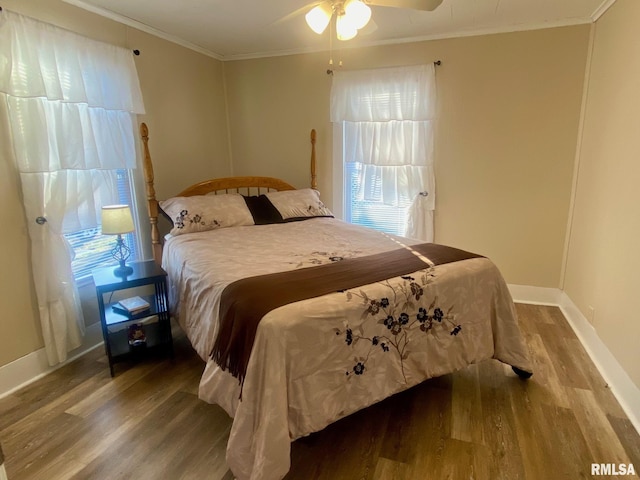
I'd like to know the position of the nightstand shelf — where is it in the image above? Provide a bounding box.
[104,294,164,326]
[108,323,165,357]
[92,260,174,376]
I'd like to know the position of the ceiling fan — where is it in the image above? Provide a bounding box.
[302,0,444,41]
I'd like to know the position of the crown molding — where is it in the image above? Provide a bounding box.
[61,0,593,62]
[61,0,224,60]
[224,17,594,61]
[591,0,618,21]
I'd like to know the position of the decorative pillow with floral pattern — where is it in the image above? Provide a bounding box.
[159,193,254,236]
[265,188,333,221]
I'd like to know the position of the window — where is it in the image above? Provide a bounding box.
[64,169,140,281]
[331,64,437,241]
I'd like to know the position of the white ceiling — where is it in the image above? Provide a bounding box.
[63,0,613,60]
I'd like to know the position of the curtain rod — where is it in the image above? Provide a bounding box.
[327,60,441,76]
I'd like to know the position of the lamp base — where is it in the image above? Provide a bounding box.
[111,235,133,277]
[113,265,133,277]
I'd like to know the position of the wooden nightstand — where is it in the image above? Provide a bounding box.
[92,260,174,376]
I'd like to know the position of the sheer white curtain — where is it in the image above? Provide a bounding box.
[330,64,437,241]
[0,10,145,365]
[0,442,5,480]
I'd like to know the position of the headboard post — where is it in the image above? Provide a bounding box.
[310,129,317,190]
[139,122,163,265]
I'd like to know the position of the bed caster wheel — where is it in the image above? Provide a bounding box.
[512,366,533,379]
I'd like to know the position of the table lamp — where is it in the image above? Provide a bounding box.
[101,204,135,277]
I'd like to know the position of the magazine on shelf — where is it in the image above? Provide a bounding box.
[112,296,151,316]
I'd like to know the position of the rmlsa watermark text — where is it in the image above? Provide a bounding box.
[591,463,636,476]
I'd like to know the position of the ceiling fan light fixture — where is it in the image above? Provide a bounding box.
[344,0,371,30]
[305,3,332,34]
[336,13,358,41]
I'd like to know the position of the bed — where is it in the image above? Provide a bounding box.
[139,123,532,480]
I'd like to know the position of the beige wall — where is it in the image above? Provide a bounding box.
[0,102,43,368]
[224,26,590,288]
[0,0,229,368]
[563,0,640,388]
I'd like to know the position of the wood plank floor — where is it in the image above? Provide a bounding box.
[1,304,638,479]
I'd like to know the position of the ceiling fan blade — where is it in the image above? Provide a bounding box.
[366,0,444,12]
[360,18,378,35]
[272,1,327,26]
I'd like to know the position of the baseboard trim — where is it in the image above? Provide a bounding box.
[508,284,563,305]
[507,284,640,434]
[557,291,640,435]
[0,322,103,400]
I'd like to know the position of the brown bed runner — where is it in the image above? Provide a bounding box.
[211,243,482,384]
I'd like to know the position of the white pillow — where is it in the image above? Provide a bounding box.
[160,193,254,236]
[265,188,333,220]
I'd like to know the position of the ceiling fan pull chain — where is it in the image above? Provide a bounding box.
[328,12,334,74]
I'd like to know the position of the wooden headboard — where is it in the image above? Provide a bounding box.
[139,123,318,264]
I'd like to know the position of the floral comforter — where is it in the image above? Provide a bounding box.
[162,218,532,480]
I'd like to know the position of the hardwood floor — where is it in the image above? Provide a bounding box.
[0,304,638,479]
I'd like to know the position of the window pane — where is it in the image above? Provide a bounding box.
[345,161,410,236]
[64,169,139,280]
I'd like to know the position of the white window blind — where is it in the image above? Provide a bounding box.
[344,160,411,236]
[64,169,139,281]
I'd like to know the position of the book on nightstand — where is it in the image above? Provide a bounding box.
[112,296,151,317]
